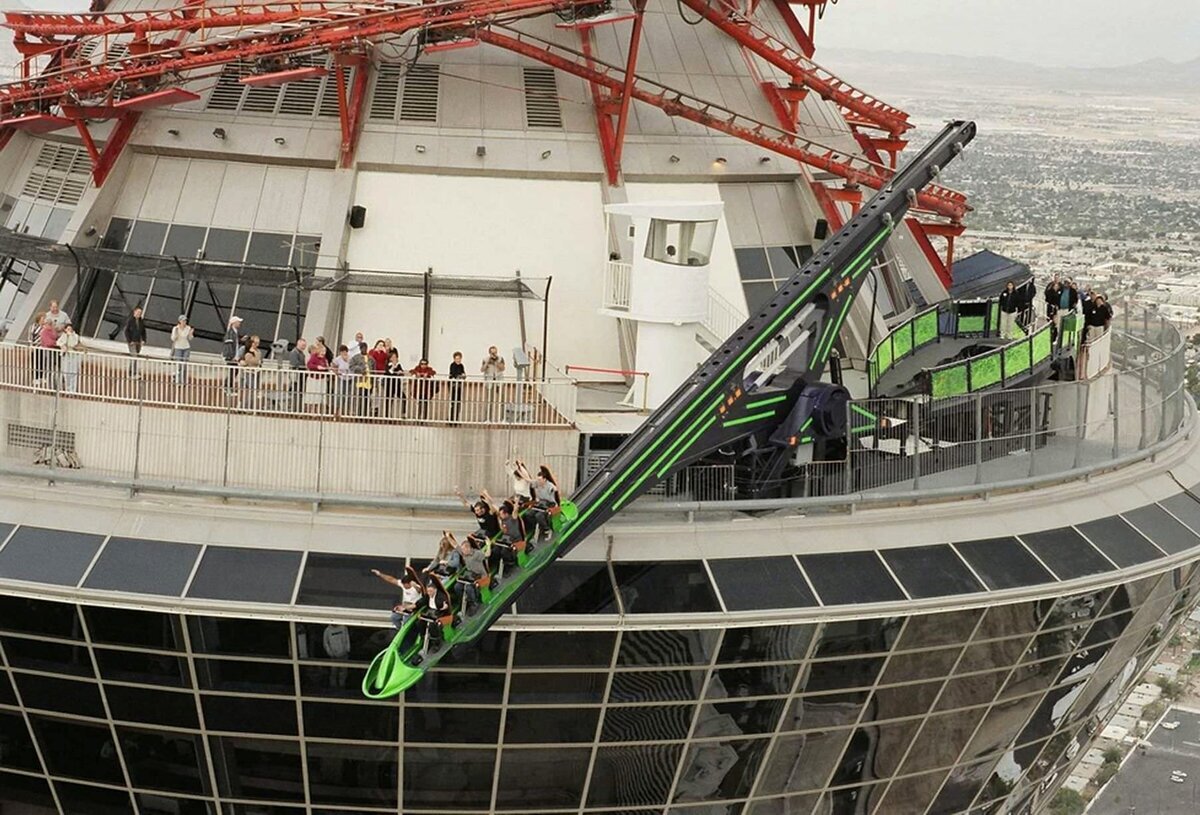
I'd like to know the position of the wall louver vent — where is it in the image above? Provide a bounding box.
[523,66,562,129]
[21,143,90,206]
[399,65,440,123]
[205,57,349,118]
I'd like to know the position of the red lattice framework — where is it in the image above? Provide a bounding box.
[0,0,968,270]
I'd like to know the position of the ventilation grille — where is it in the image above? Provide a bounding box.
[523,67,562,129]
[76,39,129,64]
[21,143,89,206]
[205,57,347,118]
[399,64,439,123]
[369,64,403,121]
[7,424,75,452]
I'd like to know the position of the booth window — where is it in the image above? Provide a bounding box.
[644,219,717,266]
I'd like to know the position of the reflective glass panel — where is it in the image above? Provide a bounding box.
[504,706,599,743]
[104,685,200,730]
[611,561,721,613]
[0,710,40,771]
[1076,516,1162,567]
[306,742,398,808]
[95,648,187,687]
[1018,527,1113,579]
[512,630,615,668]
[618,629,718,667]
[609,670,706,703]
[57,782,134,815]
[210,736,305,802]
[202,695,297,735]
[508,672,606,705]
[84,607,184,651]
[194,658,296,695]
[404,705,499,745]
[602,704,695,742]
[953,537,1053,590]
[496,747,590,809]
[3,636,93,677]
[513,560,618,614]
[303,701,398,742]
[118,726,210,795]
[13,673,105,719]
[0,595,81,638]
[588,745,682,807]
[403,747,496,810]
[707,556,817,610]
[31,714,124,783]
[799,552,905,605]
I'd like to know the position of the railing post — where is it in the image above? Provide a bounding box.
[49,355,60,481]
[1139,359,1149,450]
[132,388,144,484]
[315,413,324,495]
[221,402,232,488]
[1073,381,1086,470]
[974,391,984,484]
[1028,387,1038,478]
[911,401,921,490]
[1112,372,1120,459]
[843,399,853,496]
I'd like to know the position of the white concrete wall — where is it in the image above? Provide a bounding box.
[343,172,615,371]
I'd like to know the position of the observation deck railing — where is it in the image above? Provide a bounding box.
[0,310,1184,512]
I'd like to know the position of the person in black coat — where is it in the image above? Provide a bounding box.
[124,306,147,376]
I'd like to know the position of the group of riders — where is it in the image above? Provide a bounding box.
[370,459,562,656]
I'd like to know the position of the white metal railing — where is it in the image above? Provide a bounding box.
[704,287,745,344]
[602,260,632,310]
[3,343,577,428]
[1079,327,1113,380]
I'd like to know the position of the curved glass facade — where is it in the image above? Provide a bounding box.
[0,559,1197,815]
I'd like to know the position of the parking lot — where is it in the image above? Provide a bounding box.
[1091,707,1200,814]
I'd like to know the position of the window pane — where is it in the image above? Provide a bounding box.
[0,710,40,771]
[210,736,305,802]
[306,742,398,808]
[404,705,499,745]
[189,617,292,659]
[612,561,720,614]
[95,648,187,687]
[512,631,615,668]
[0,595,81,639]
[31,715,124,783]
[105,685,200,730]
[84,607,184,651]
[203,228,248,263]
[303,701,399,742]
[118,726,210,795]
[102,217,133,250]
[126,220,169,254]
[57,782,133,815]
[2,636,93,677]
[735,247,772,281]
[13,673,105,719]
[403,747,495,810]
[194,658,296,695]
[202,695,297,735]
[163,225,206,260]
[496,747,589,809]
[588,745,681,807]
[504,706,598,744]
[246,233,294,267]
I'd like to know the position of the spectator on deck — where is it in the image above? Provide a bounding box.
[448,351,466,423]
[332,345,353,415]
[369,339,388,373]
[305,339,329,413]
[481,346,506,379]
[46,300,69,335]
[481,346,505,421]
[37,314,58,387]
[239,335,263,408]
[56,322,83,393]
[171,315,194,385]
[410,358,436,419]
[223,316,244,392]
[383,348,405,418]
[124,306,147,376]
[349,342,372,416]
[998,281,1020,338]
[1044,278,1062,329]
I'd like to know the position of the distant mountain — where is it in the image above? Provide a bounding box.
[819,47,1200,96]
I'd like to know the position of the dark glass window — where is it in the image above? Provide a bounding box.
[295,623,386,663]
[95,648,187,687]
[895,609,982,650]
[306,742,398,808]
[611,561,721,613]
[105,685,199,729]
[935,670,1009,711]
[677,737,769,801]
[403,670,505,705]
[813,619,899,660]
[735,247,772,281]
[1124,504,1200,554]
[1076,516,1162,567]
[601,704,695,742]
[188,617,292,658]
[880,646,962,684]
[403,747,496,810]
[953,537,1054,590]
[202,695,297,735]
[163,224,206,260]
[404,705,499,745]
[710,663,799,698]
[504,706,599,744]
[801,656,886,694]
[709,697,789,734]
[0,527,105,587]
[881,545,985,598]
[588,744,682,807]
[194,658,296,695]
[496,747,590,809]
[83,538,201,598]
[618,629,718,666]
[233,286,284,340]
[14,673,105,719]
[784,690,869,732]
[84,607,184,651]
[0,710,40,771]
[102,217,133,250]
[246,232,294,267]
[0,769,56,809]
[203,228,248,263]
[186,547,302,604]
[118,726,210,795]
[1162,491,1200,534]
[513,560,618,614]
[2,636,93,677]
[296,553,404,610]
[436,631,511,669]
[707,557,818,610]
[0,669,13,706]
[718,624,814,664]
[1015,526,1112,579]
[609,669,706,703]
[766,245,801,278]
[126,220,169,254]
[188,281,237,352]
[137,794,215,815]
[144,275,185,346]
[303,701,399,742]
[210,737,304,802]
[57,782,134,815]
[512,630,615,668]
[0,595,81,639]
[291,235,321,268]
[30,714,124,783]
[799,552,905,604]
[904,710,989,775]
[869,680,942,720]
[508,672,606,705]
[757,730,856,794]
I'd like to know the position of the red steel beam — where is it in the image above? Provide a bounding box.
[73,112,139,186]
[4,2,383,37]
[335,54,369,168]
[676,0,910,135]
[577,28,619,186]
[610,0,647,172]
[477,27,968,222]
[768,0,814,57]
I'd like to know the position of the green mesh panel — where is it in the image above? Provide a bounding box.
[958,315,985,335]
[914,309,938,347]
[1060,313,1082,354]
[1004,338,1031,378]
[989,301,1000,335]
[931,364,968,398]
[893,321,913,361]
[1032,325,1052,363]
[878,336,893,376]
[970,352,1002,390]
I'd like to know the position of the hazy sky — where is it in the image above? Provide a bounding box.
[816,0,1200,68]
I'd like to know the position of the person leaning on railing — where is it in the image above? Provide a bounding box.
[305,340,329,413]
[56,322,83,393]
[170,315,194,386]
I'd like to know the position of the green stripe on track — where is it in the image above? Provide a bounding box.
[722,409,776,428]
[744,394,788,410]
